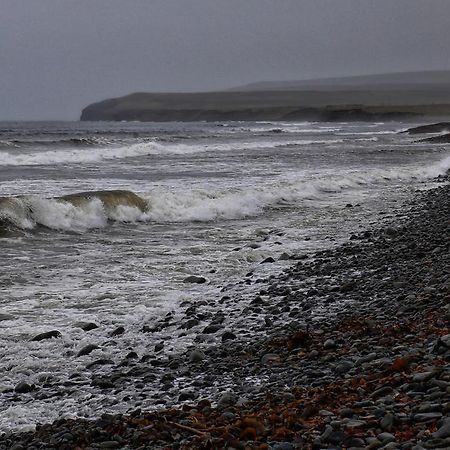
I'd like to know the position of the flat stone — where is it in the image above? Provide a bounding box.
[414,412,442,421]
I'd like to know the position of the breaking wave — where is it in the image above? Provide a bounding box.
[0,190,148,234]
[1,154,448,234]
[0,137,343,166]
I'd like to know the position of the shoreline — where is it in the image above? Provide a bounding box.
[1,176,449,449]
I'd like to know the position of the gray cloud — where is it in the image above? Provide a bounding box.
[1,0,450,120]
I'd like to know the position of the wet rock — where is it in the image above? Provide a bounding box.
[202,324,222,334]
[180,318,199,329]
[77,344,100,357]
[154,342,164,352]
[86,359,114,369]
[183,275,207,284]
[221,331,237,341]
[188,349,205,363]
[109,326,125,337]
[75,321,99,331]
[14,382,35,393]
[178,391,196,401]
[261,257,276,264]
[91,378,114,389]
[403,122,450,134]
[31,330,61,341]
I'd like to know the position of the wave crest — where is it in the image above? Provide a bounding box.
[0,190,148,233]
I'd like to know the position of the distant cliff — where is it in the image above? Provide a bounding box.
[81,76,450,122]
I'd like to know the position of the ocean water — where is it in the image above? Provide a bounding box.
[0,120,449,431]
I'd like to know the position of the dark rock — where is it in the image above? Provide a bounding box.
[202,324,222,334]
[178,391,196,401]
[180,319,199,329]
[188,349,205,363]
[403,122,450,134]
[323,339,336,349]
[75,321,99,331]
[183,275,207,284]
[91,378,114,389]
[433,418,450,439]
[77,344,100,357]
[261,257,276,264]
[86,359,114,369]
[221,331,237,341]
[419,133,450,143]
[109,326,125,337]
[154,342,164,352]
[14,382,35,393]
[31,330,61,341]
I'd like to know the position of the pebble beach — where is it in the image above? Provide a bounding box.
[1,171,448,449]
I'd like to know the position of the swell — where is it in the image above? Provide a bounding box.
[0,137,112,150]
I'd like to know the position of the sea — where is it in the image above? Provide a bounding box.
[0,120,449,431]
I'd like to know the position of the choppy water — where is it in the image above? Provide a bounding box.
[0,120,449,431]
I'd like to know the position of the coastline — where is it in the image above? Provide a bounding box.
[1,174,448,448]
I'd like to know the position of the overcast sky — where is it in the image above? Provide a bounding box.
[1,0,450,120]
